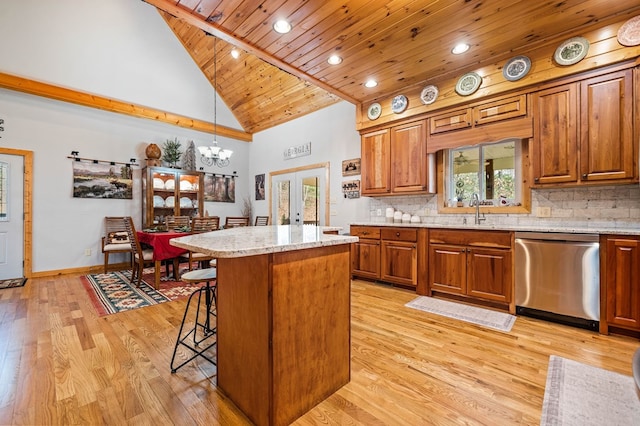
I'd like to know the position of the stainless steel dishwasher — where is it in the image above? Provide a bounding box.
[515,232,600,330]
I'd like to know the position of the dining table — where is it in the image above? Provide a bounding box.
[136,230,190,289]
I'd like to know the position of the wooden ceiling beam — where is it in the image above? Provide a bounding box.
[0,71,253,142]
[142,0,359,105]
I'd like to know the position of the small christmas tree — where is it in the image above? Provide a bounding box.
[162,137,182,168]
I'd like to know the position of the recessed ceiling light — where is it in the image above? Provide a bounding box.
[451,43,470,55]
[327,54,343,65]
[231,49,240,59]
[273,19,292,34]
[364,79,378,88]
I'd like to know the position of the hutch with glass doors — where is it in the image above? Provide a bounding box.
[142,167,204,229]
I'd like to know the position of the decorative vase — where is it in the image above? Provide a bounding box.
[145,143,161,160]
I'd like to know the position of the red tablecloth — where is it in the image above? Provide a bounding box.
[137,231,189,261]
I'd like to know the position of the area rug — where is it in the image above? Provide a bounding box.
[81,269,199,316]
[541,355,640,425]
[0,277,27,289]
[405,296,516,332]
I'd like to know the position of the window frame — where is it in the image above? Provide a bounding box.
[436,138,531,215]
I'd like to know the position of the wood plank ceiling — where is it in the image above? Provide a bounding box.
[143,0,640,134]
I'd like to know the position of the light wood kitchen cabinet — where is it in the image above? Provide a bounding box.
[429,229,513,310]
[390,120,432,193]
[142,166,204,229]
[350,226,381,280]
[361,129,391,195]
[380,228,418,287]
[532,69,636,187]
[601,235,640,334]
[361,119,434,196]
[429,94,527,135]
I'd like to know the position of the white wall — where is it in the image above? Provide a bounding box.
[250,101,369,231]
[0,0,249,273]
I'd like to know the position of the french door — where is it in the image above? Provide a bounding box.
[270,164,329,226]
[0,154,24,279]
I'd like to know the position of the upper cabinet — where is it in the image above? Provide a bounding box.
[142,167,204,229]
[532,68,637,187]
[429,94,527,135]
[361,119,435,196]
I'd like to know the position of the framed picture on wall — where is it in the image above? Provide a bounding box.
[342,158,361,176]
[255,173,265,200]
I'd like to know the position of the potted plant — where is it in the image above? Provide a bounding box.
[162,137,182,168]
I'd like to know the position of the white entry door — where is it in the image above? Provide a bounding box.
[0,154,24,279]
[271,167,327,226]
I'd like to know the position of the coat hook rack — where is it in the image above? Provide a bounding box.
[66,151,139,167]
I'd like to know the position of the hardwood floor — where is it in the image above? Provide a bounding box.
[0,274,638,425]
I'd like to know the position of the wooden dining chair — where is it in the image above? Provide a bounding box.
[101,216,133,273]
[123,217,154,286]
[254,216,269,226]
[182,216,220,271]
[165,215,190,230]
[224,216,250,228]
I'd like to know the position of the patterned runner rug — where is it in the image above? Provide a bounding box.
[541,355,640,425]
[0,277,27,290]
[81,269,200,316]
[405,296,516,332]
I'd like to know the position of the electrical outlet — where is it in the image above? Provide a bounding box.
[376,209,382,216]
[536,206,551,217]
[330,210,337,216]
[84,248,91,256]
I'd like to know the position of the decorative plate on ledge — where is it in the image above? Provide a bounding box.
[367,102,382,120]
[617,15,640,46]
[420,85,439,105]
[554,36,589,66]
[455,72,482,96]
[391,95,408,114]
[503,55,531,81]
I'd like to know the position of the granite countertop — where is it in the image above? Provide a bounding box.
[170,225,357,258]
[350,221,640,235]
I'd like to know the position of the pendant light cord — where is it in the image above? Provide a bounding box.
[213,36,217,142]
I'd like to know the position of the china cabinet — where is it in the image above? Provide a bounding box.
[142,167,204,228]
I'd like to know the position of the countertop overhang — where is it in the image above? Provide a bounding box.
[350,222,640,236]
[170,225,358,258]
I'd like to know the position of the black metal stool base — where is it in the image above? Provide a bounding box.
[170,281,217,373]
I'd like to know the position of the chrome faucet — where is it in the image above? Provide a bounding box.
[471,193,486,225]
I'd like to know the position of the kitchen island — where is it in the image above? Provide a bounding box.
[171,225,358,426]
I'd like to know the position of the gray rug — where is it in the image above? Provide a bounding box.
[404,296,516,332]
[541,355,640,425]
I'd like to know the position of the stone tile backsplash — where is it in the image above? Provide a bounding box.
[367,185,640,231]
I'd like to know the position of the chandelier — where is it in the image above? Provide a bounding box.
[198,35,233,168]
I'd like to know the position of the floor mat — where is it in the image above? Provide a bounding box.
[81,269,202,316]
[0,277,27,289]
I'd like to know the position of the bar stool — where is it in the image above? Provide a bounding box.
[170,268,218,373]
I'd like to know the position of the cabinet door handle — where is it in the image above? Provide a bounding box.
[534,177,540,182]
[582,174,587,179]
[466,248,471,253]
[396,232,400,237]
[460,248,466,253]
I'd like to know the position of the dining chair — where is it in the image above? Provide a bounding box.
[182,216,220,271]
[224,216,250,228]
[123,217,154,286]
[101,216,133,273]
[254,216,269,226]
[165,215,190,230]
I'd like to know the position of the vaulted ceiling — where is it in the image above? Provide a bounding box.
[143,0,640,134]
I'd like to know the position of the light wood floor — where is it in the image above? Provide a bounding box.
[0,274,638,425]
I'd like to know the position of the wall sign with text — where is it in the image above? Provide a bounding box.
[283,142,311,160]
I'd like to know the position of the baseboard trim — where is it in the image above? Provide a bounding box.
[31,262,130,278]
